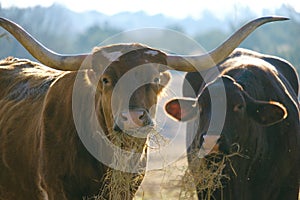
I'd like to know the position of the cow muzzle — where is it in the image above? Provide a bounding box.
[113,108,153,136]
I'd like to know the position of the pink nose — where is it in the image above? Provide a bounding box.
[114,109,152,131]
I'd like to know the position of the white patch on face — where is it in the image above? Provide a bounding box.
[102,51,123,62]
[202,135,220,154]
[145,50,159,56]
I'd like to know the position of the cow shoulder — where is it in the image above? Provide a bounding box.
[42,70,97,125]
[229,48,299,96]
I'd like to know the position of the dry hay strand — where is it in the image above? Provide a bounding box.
[93,128,167,200]
[179,145,244,200]
[96,168,145,200]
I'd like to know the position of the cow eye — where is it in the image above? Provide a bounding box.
[101,77,110,85]
[233,104,245,112]
[153,77,160,84]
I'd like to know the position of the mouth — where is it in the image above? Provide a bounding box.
[113,121,155,138]
[199,132,221,155]
[202,136,220,154]
[123,125,155,138]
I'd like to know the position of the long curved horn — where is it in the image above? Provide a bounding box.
[0,17,89,71]
[166,16,289,72]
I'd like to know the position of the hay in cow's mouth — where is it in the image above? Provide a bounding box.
[106,126,168,152]
[178,147,243,200]
[92,127,167,200]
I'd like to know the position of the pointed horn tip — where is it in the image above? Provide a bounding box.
[258,16,289,22]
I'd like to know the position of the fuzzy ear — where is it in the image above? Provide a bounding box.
[247,100,287,126]
[164,98,198,121]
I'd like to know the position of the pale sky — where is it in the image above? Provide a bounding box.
[1,0,300,19]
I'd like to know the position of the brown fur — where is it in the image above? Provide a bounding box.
[0,44,170,199]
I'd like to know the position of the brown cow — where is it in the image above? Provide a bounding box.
[0,16,288,199]
[165,48,300,200]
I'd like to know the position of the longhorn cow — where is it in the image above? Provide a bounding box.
[165,48,299,200]
[0,16,287,199]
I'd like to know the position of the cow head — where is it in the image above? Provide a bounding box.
[90,44,170,137]
[165,75,287,154]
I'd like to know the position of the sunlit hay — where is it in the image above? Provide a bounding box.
[147,127,170,150]
[96,168,145,200]
[95,127,167,200]
[179,153,228,200]
[179,145,244,200]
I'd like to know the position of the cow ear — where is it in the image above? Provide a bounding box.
[164,98,198,121]
[247,100,287,126]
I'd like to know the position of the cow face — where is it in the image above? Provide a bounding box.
[91,44,170,137]
[165,75,287,154]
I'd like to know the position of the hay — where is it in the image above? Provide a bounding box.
[96,168,145,200]
[147,129,170,150]
[179,153,228,200]
[178,145,244,200]
[92,127,167,200]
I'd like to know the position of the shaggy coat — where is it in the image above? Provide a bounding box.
[0,44,170,200]
[166,48,299,200]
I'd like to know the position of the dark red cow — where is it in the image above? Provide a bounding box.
[165,48,300,200]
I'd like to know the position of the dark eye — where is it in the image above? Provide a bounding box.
[153,77,160,84]
[102,77,110,85]
[233,104,245,112]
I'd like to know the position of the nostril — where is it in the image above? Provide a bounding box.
[113,124,122,132]
[140,111,152,126]
[139,111,146,120]
[118,109,152,129]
